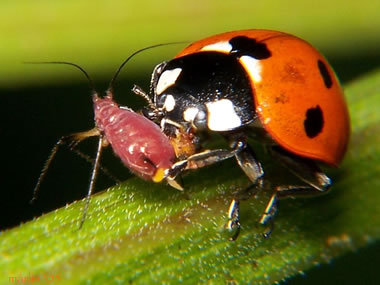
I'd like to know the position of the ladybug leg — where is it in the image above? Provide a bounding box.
[256,153,331,238]
[253,146,332,236]
[166,147,243,191]
[168,146,243,180]
[269,146,332,195]
[226,199,241,240]
[226,142,265,240]
[226,181,265,240]
[168,141,267,240]
[233,142,264,182]
[258,191,278,238]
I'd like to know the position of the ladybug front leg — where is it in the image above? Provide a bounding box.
[167,142,247,181]
[165,148,240,190]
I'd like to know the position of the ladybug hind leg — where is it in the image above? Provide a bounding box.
[255,146,332,237]
[227,142,332,240]
[269,146,332,197]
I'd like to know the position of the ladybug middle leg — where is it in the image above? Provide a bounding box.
[168,139,267,240]
[226,141,266,240]
[167,137,332,240]
[228,145,333,239]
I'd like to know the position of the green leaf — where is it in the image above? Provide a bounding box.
[1,68,379,283]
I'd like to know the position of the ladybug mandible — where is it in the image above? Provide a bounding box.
[134,30,350,239]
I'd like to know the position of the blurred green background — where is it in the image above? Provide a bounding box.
[1,0,379,284]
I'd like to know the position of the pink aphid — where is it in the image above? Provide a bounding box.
[31,59,180,227]
[93,94,175,182]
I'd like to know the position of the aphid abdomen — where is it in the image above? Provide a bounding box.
[93,95,175,180]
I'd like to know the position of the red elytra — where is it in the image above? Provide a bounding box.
[176,29,350,167]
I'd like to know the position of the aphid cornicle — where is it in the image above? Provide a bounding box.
[134,29,350,239]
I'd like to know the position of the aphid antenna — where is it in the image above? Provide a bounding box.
[24,61,98,96]
[106,41,188,98]
[28,42,188,228]
[25,61,101,211]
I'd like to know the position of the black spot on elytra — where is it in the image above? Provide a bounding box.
[229,36,271,59]
[304,105,324,138]
[317,60,333,88]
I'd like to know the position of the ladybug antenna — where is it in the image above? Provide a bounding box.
[24,61,97,96]
[107,41,187,95]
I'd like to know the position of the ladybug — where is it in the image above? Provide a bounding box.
[133,29,350,239]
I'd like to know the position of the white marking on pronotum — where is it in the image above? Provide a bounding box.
[239,56,262,83]
[156,68,182,95]
[206,99,241,131]
[183,107,199,123]
[163,94,176,112]
[201,41,232,53]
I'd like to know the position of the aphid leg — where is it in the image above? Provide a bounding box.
[31,128,100,204]
[79,134,104,228]
[70,148,120,184]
